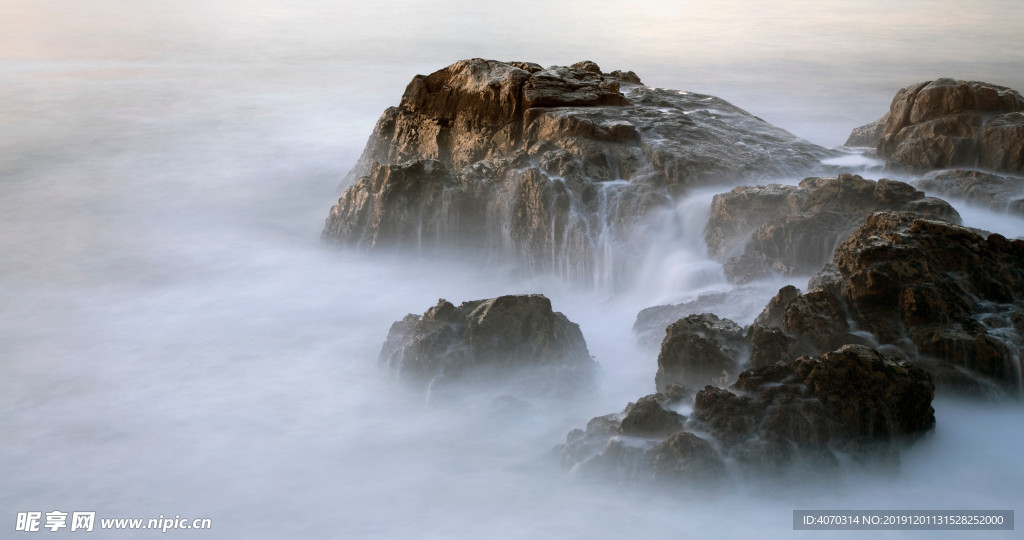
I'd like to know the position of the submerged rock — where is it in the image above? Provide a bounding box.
[914,169,1024,217]
[324,58,834,287]
[557,345,934,484]
[705,174,960,283]
[849,79,1024,174]
[379,294,597,398]
[752,211,1024,395]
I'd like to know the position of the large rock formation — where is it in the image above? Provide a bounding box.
[704,174,960,283]
[751,211,1024,395]
[379,294,597,398]
[324,59,834,287]
[558,345,935,484]
[847,79,1024,174]
[914,169,1024,218]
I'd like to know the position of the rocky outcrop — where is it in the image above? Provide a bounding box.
[324,59,834,287]
[914,169,1024,217]
[655,313,746,391]
[752,212,1024,395]
[705,174,961,283]
[558,345,935,484]
[848,79,1024,174]
[378,294,596,398]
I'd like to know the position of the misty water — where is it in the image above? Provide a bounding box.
[3,1,1024,537]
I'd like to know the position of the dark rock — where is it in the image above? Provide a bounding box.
[693,345,934,470]
[644,432,726,483]
[655,313,746,391]
[856,78,1024,174]
[746,324,797,368]
[325,59,835,287]
[834,213,1024,391]
[379,294,597,398]
[754,211,1024,395]
[557,344,935,484]
[705,174,961,283]
[620,395,686,438]
[914,169,1024,217]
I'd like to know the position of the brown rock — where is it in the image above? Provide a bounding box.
[754,211,1024,395]
[845,117,886,147]
[979,112,1024,173]
[914,169,1024,217]
[705,174,961,283]
[855,78,1024,174]
[325,59,835,285]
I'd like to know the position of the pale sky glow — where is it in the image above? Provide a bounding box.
[3,0,1021,147]
[1,0,1021,69]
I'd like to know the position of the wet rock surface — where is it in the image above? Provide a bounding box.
[849,79,1024,174]
[324,58,834,286]
[914,169,1024,217]
[558,345,935,484]
[378,294,597,398]
[705,174,961,283]
[754,211,1024,394]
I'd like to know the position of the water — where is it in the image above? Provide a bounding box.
[3,1,1024,537]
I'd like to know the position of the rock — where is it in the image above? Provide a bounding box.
[705,174,961,283]
[325,59,835,287]
[559,414,622,471]
[979,112,1024,173]
[845,118,886,147]
[693,345,934,469]
[523,64,629,108]
[608,70,642,85]
[914,169,1024,217]
[644,432,726,483]
[855,79,1024,174]
[379,294,597,398]
[655,313,746,391]
[620,394,686,438]
[632,287,776,348]
[557,344,935,484]
[746,324,798,368]
[754,211,1024,395]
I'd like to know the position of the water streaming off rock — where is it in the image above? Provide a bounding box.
[2,1,1024,538]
